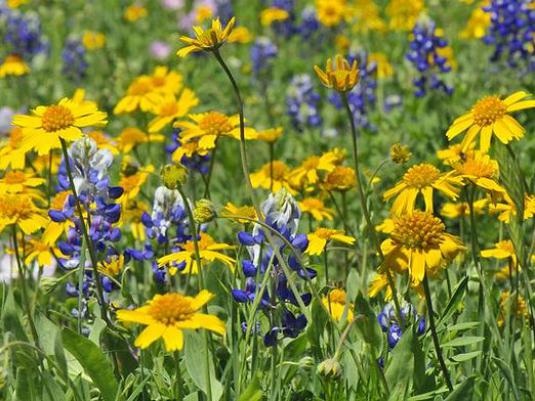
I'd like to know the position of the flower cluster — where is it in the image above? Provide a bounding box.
[286,74,322,131]
[250,37,278,78]
[62,39,88,82]
[378,303,425,349]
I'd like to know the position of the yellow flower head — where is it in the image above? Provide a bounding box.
[314,55,359,93]
[290,151,338,190]
[481,240,517,268]
[114,76,162,115]
[380,211,465,284]
[389,143,412,164]
[0,193,48,235]
[386,0,425,31]
[119,165,154,201]
[383,163,463,215]
[160,163,187,190]
[260,7,289,26]
[116,127,163,153]
[116,290,225,351]
[0,128,26,170]
[158,233,235,275]
[13,97,107,155]
[124,4,147,22]
[350,0,386,33]
[316,0,347,27]
[177,17,236,57]
[453,151,505,194]
[0,54,30,78]
[322,288,354,322]
[369,52,394,79]
[221,202,257,224]
[149,66,183,95]
[299,198,334,222]
[82,31,106,50]
[99,255,125,277]
[148,89,199,133]
[306,228,355,256]
[437,143,475,166]
[228,26,253,44]
[321,166,356,192]
[256,127,283,143]
[25,238,64,267]
[0,170,45,200]
[497,290,528,328]
[193,199,217,224]
[460,2,491,39]
[446,91,535,152]
[441,198,488,219]
[489,193,535,223]
[250,160,295,194]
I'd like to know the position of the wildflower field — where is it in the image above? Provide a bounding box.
[1,0,535,400]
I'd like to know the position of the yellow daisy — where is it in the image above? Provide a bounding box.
[481,240,517,269]
[25,239,65,267]
[446,91,535,152]
[177,17,236,57]
[119,165,155,202]
[0,128,26,170]
[255,127,283,143]
[497,291,528,327]
[314,54,359,93]
[322,288,354,322]
[316,0,347,27]
[321,166,356,192]
[386,0,425,31]
[148,66,183,95]
[148,89,199,133]
[114,76,162,115]
[306,228,355,256]
[0,193,48,235]
[250,160,295,194]
[440,198,488,219]
[298,198,334,222]
[120,199,149,242]
[13,97,107,155]
[436,142,476,166]
[260,7,289,26]
[124,4,147,22]
[383,163,463,214]
[42,191,71,245]
[0,170,45,200]
[0,54,30,78]
[489,193,535,223]
[290,152,338,190]
[99,255,125,277]
[453,151,505,194]
[221,202,257,224]
[82,31,106,50]
[116,290,225,351]
[116,127,164,154]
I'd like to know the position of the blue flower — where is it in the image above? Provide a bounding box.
[286,74,322,131]
[250,37,278,78]
[62,38,88,82]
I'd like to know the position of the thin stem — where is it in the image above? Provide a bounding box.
[423,274,453,392]
[203,144,219,199]
[174,352,183,400]
[269,143,274,192]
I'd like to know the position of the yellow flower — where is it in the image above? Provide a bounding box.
[299,198,334,222]
[322,288,354,322]
[158,233,235,275]
[0,128,26,170]
[380,211,465,284]
[489,193,535,223]
[250,160,295,194]
[453,151,505,194]
[148,66,183,95]
[114,76,162,114]
[116,290,225,351]
[221,202,257,224]
[120,199,149,242]
[175,111,256,151]
[460,2,491,39]
[350,0,386,32]
[0,170,45,200]
[0,193,48,235]
[228,26,253,44]
[42,191,71,245]
[177,17,236,57]
[255,127,283,143]
[124,4,147,22]
[369,53,394,79]
[119,165,155,202]
[25,239,65,267]
[386,0,425,31]
[82,31,106,50]
[446,91,535,152]
[497,291,528,327]
[316,0,347,27]
[306,228,355,256]
[13,97,107,156]
[389,143,411,164]
[314,55,359,93]
[383,163,463,215]
[440,198,488,219]
[335,35,351,53]
[0,54,30,78]
[260,7,289,26]
[7,0,29,8]
[99,255,125,277]
[148,89,199,133]
[437,143,476,166]
[481,240,518,274]
[171,140,209,161]
[321,166,356,192]
[290,152,338,190]
[194,4,213,23]
[116,127,164,153]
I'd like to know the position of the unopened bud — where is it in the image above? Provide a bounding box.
[161,163,187,190]
[390,143,412,165]
[317,358,342,380]
[193,199,216,224]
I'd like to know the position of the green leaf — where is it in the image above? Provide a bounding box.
[442,336,484,348]
[444,376,476,401]
[386,329,415,399]
[437,276,468,330]
[492,357,520,401]
[353,293,383,354]
[237,375,263,401]
[2,288,29,342]
[450,351,482,362]
[61,327,118,401]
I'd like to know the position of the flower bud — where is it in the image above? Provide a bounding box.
[161,163,187,189]
[390,143,412,164]
[193,199,216,223]
[317,358,342,380]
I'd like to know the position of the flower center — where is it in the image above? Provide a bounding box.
[472,96,506,127]
[391,210,445,250]
[42,105,75,132]
[4,171,26,184]
[403,163,440,189]
[199,112,232,136]
[129,81,153,96]
[0,195,34,220]
[328,289,347,305]
[148,293,196,325]
[315,228,338,240]
[160,101,178,116]
[269,161,289,180]
[457,157,496,178]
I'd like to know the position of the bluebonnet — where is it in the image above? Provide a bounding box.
[0,5,47,62]
[232,189,315,346]
[377,303,426,349]
[62,38,88,82]
[329,50,378,131]
[166,129,211,174]
[215,0,234,25]
[383,94,403,113]
[298,6,320,40]
[482,0,535,70]
[286,74,322,131]
[406,20,453,97]
[250,37,278,78]
[49,138,123,310]
[270,0,297,37]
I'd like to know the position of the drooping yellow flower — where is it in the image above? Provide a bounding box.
[114,76,162,115]
[82,31,106,50]
[380,211,465,285]
[255,127,283,143]
[460,2,491,39]
[99,255,125,277]
[13,97,107,155]
[260,7,289,26]
[158,233,235,275]
[124,4,147,22]
[489,193,535,223]
[148,89,199,133]
[383,163,463,214]
[221,202,257,224]
[369,53,394,79]
[453,151,505,194]
[321,166,356,192]
[386,0,425,31]
[0,54,30,78]
[0,194,48,235]
[497,291,528,327]
[175,111,256,151]
[250,160,295,194]
[322,288,354,322]
[228,26,253,44]
[290,152,338,190]
[0,170,45,200]
[306,228,355,256]
[316,0,347,27]
[116,127,164,154]
[0,128,26,170]
[440,198,488,219]
[116,290,225,351]
[299,198,334,222]
[314,55,359,93]
[177,17,236,57]
[446,91,535,152]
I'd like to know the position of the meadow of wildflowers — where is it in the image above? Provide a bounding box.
[0,0,534,400]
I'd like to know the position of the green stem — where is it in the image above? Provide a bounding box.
[203,143,219,199]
